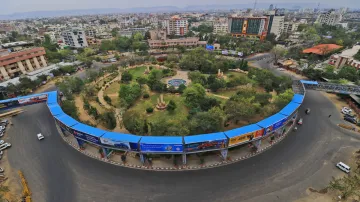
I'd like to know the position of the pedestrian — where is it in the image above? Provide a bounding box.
[328,114,332,118]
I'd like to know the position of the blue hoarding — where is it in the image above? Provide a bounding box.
[71,129,101,145]
[206,44,214,51]
[140,143,183,153]
[185,139,227,152]
[264,117,288,135]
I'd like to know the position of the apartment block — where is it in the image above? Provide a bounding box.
[213,23,228,34]
[316,10,342,26]
[61,28,88,48]
[148,37,200,49]
[164,17,188,36]
[0,47,48,80]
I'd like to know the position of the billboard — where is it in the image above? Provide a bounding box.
[206,44,214,51]
[71,129,101,145]
[99,137,132,150]
[263,117,288,136]
[0,100,20,110]
[18,94,48,105]
[140,143,183,153]
[185,139,227,152]
[229,129,264,146]
[55,118,72,133]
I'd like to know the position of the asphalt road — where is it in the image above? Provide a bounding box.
[5,55,360,202]
[5,89,360,202]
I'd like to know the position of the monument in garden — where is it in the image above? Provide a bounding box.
[156,94,167,110]
[144,66,150,74]
[217,69,224,78]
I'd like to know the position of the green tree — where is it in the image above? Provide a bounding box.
[101,111,117,129]
[167,54,179,63]
[273,89,294,109]
[62,100,79,120]
[56,77,84,99]
[188,107,225,134]
[123,110,146,135]
[111,28,120,37]
[100,40,115,52]
[271,46,287,64]
[167,100,177,111]
[183,83,206,108]
[178,84,186,93]
[150,117,189,136]
[121,71,133,83]
[188,71,207,86]
[209,78,226,92]
[354,50,360,61]
[338,66,358,82]
[119,83,141,107]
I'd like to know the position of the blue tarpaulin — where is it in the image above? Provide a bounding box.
[55,114,79,127]
[72,123,106,137]
[47,91,58,104]
[48,104,64,116]
[101,132,141,144]
[140,136,183,144]
[292,94,304,104]
[224,124,262,139]
[184,132,227,144]
[300,80,318,85]
[279,102,301,116]
[256,113,288,129]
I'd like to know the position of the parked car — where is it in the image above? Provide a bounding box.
[0,131,4,137]
[344,114,357,119]
[297,118,303,125]
[0,126,5,131]
[344,116,357,124]
[342,107,352,115]
[0,120,8,126]
[0,168,4,173]
[336,162,350,173]
[0,143,11,151]
[278,68,285,71]
[37,133,44,140]
[0,140,5,145]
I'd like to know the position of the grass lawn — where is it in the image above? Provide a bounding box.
[226,71,247,78]
[213,89,239,98]
[207,94,228,106]
[104,81,120,95]
[127,66,147,79]
[129,93,188,123]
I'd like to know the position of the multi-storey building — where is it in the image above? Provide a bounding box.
[148,37,200,49]
[213,23,228,34]
[164,17,188,36]
[85,29,96,38]
[61,28,88,48]
[0,47,47,80]
[316,10,342,26]
[283,22,299,34]
[228,17,268,40]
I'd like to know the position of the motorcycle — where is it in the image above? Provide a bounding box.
[305,108,310,114]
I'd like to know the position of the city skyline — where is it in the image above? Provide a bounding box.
[1,0,360,15]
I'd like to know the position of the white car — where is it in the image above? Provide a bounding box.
[336,162,350,173]
[0,140,4,145]
[278,68,285,71]
[342,107,352,115]
[37,133,44,140]
[0,168,4,173]
[0,143,11,151]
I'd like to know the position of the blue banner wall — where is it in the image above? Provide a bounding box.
[140,143,183,153]
[185,140,227,152]
[71,129,101,145]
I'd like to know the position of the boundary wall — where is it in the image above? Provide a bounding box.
[0,81,309,166]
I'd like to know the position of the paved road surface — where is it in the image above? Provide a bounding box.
[6,89,360,202]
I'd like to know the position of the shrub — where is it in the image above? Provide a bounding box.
[143,93,150,99]
[104,95,112,105]
[146,107,154,113]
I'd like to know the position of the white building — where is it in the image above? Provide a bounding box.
[269,15,285,36]
[164,17,188,36]
[316,11,342,26]
[213,23,228,34]
[61,28,88,48]
[283,22,299,34]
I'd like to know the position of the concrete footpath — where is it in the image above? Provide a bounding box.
[56,121,296,171]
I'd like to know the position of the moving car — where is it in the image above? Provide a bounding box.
[37,133,44,140]
[297,118,303,125]
[344,116,357,124]
[342,107,352,115]
[336,162,350,173]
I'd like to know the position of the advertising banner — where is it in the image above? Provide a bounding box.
[185,139,227,152]
[0,100,20,110]
[100,137,131,150]
[264,117,288,136]
[55,119,72,133]
[18,94,48,105]
[71,129,101,145]
[229,129,264,146]
[140,143,183,153]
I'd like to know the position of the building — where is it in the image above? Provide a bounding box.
[61,28,88,48]
[1,41,34,52]
[329,45,360,68]
[149,29,167,40]
[303,44,343,55]
[228,17,268,40]
[148,37,202,49]
[265,10,285,37]
[164,17,188,36]
[213,23,228,34]
[85,29,96,38]
[283,22,299,34]
[316,11,342,26]
[0,47,48,80]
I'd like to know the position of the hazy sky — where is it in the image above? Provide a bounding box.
[1,0,359,15]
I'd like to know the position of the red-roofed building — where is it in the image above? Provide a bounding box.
[302,44,342,55]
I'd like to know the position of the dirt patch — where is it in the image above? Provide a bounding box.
[74,95,97,125]
[294,190,333,202]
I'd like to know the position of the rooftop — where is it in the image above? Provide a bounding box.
[302,44,342,55]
